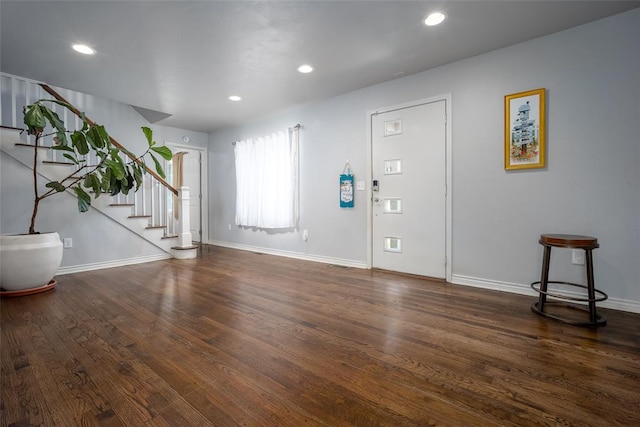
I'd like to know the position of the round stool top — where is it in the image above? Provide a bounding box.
[539,234,599,249]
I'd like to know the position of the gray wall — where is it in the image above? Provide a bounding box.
[0,84,209,269]
[208,9,640,309]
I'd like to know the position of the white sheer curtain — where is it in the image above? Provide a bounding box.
[234,128,299,229]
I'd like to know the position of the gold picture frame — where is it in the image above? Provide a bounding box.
[504,88,546,170]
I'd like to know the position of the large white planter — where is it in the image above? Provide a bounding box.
[0,232,63,291]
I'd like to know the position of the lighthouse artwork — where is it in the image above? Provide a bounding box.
[504,88,546,170]
[512,101,536,157]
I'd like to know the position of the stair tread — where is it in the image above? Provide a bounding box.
[110,203,134,207]
[171,245,199,250]
[129,215,152,218]
[43,160,74,165]
[146,225,166,229]
[1,125,24,132]
[15,143,51,150]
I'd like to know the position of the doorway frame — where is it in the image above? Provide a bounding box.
[366,94,452,282]
[165,141,209,244]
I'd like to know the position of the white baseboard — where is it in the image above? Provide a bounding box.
[56,254,172,275]
[79,243,635,315]
[451,274,640,314]
[208,240,368,269]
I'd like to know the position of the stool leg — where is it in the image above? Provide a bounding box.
[538,245,551,312]
[585,249,597,324]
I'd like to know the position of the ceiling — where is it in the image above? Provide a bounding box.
[2,1,638,133]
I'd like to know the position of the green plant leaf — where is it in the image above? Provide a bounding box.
[71,131,89,155]
[86,126,104,149]
[120,173,134,195]
[96,125,109,148]
[88,173,102,198]
[41,107,65,133]
[150,153,165,178]
[73,186,91,212]
[62,153,79,164]
[83,173,101,192]
[151,145,173,161]
[142,126,154,146]
[133,164,143,190]
[55,130,69,146]
[47,99,75,111]
[85,127,96,148]
[100,169,112,191]
[105,159,125,180]
[112,152,127,173]
[81,113,89,131]
[95,151,107,164]
[45,181,66,192]
[23,104,46,133]
[109,177,122,196]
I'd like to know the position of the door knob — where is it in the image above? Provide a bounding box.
[373,197,380,202]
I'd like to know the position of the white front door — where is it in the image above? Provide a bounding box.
[182,150,202,242]
[371,100,446,278]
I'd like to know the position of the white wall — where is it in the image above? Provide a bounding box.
[208,9,640,310]
[0,83,209,269]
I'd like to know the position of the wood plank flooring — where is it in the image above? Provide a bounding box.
[2,245,639,426]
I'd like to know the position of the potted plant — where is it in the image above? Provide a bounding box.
[0,97,172,294]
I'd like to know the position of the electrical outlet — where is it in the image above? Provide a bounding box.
[63,238,73,249]
[571,249,585,265]
[302,230,309,241]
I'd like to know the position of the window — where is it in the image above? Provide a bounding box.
[234,128,299,229]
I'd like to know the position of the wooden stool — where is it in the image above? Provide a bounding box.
[531,234,608,327]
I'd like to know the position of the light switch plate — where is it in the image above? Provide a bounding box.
[356,181,365,191]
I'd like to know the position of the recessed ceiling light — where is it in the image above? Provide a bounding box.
[228,95,242,101]
[72,44,96,55]
[297,64,313,74]
[424,12,446,27]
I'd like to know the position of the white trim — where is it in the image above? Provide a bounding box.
[452,274,537,297]
[209,240,368,269]
[56,254,172,275]
[451,274,640,314]
[165,141,208,244]
[366,94,453,282]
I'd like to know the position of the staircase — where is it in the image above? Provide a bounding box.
[0,73,197,260]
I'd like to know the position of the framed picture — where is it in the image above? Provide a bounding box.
[504,88,546,170]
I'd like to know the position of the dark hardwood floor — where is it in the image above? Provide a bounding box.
[2,245,639,426]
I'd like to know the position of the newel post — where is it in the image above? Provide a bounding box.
[177,186,192,247]
[171,186,198,259]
